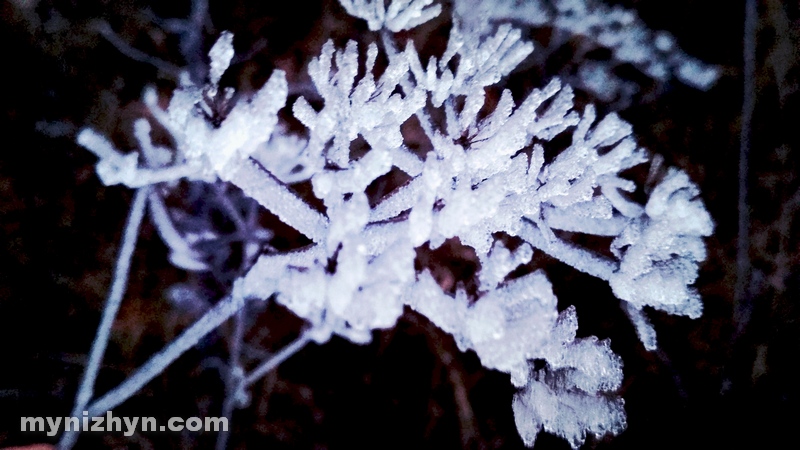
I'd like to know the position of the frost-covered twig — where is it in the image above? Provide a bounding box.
[59,187,149,450]
[91,20,183,79]
[243,332,313,387]
[455,0,720,105]
[86,293,247,418]
[223,159,328,243]
[216,197,255,450]
[216,309,246,450]
[147,190,210,271]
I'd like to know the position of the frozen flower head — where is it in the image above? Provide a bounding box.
[72,2,715,448]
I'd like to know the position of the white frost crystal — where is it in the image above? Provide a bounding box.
[610,168,713,321]
[338,0,442,32]
[513,307,626,448]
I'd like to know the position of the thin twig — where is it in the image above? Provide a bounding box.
[91,20,184,79]
[430,328,478,446]
[59,187,150,450]
[243,333,312,387]
[214,183,249,233]
[406,312,480,447]
[84,293,245,418]
[215,186,251,450]
[215,306,246,450]
[735,0,757,338]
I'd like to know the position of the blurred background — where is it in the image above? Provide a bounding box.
[1,0,798,448]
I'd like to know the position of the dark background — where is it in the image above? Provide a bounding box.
[1,0,798,448]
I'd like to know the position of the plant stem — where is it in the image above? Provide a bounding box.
[59,187,149,450]
[84,293,245,418]
[735,0,757,338]
[243,333,312,387]
[216,308,246,450]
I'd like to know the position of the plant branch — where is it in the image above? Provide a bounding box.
[82,293,245,419]
[59,187,150,450]
[243,332,312,387]
[735,0,757,338]
[216,307,246,450]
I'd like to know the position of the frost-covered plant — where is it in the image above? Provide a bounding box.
[455,0,720,105]
[62,1,714,448]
